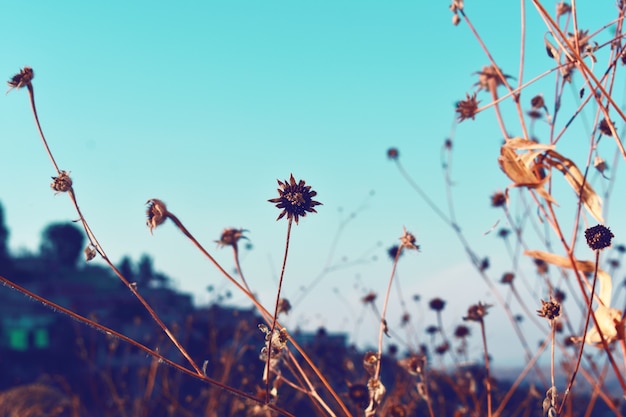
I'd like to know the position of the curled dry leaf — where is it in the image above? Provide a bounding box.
[524,249,622,344]
[498,139,603,223]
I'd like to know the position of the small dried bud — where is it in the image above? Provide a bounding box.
[455,93,480,122]
[84,245,97,262]
[435,342,450,355]
[277,298,291,315]
[463,302,492,322]
[146,199,169,235]
[452,13,461,26]
[553,288,566,303]
[7,67,34,91]
[50,171,73,193]
[490,191,507,207]
[429,297,446,312]
[363,351,379,376]
[531,95,545,109]
[215,228,248,248]
[537,298,561,320]
[585,224,614,251]
[399,354,426,375]
[534,259,549,274]
[387,148,399,160]
[387,245,402,260]
[362,292,377,304]
[500,272,515,284]
[527,110,543,120]
[594,155,608,177]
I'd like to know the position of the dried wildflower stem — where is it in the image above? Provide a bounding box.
[232,244,253,295]
[165,212,351,417]
[545,205,626,397]
[559,250,600,413]
[266,217,293,401]
[532,0,626,159]
[493,334,549,417]
[21,81,203,377]
[25,84,61,174]
[374,246,401,380]
[478,319,493,417]
[0,275,296,417]
[458,9,529,141]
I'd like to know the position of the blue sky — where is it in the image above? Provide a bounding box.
[2,1,625,367]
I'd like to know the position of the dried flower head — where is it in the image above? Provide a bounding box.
[537,298,561,320]
[50,171,73,193]
[387,147,399,160]
[463,302,492,322]
[268,174,321,224]
[363,351,379,376]
[365,378,386,415]
[429,297,446,312]
[594,155,608,177]
[455,93,480,122]
[527,110,543,120]
[556,2,571,16]
[146,199,169,235]
[7,67,34,91]
[490,191,506,207]
[399,227,419,251]
[530,95,545,109]
[534,258,549,274]
[451,13,461,26]
[500,272,515,284]
[553,288,566,303]
[215,228,248,248]
[435,342,450,355]
[454,324,471,338]
[475,65,512,91]
[585,224,614,251]
[599,118,615,136]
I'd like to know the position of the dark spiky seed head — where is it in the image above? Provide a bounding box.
[537,299,561,320]
[215,228,248,248]
[491,191,506,207]
[454,324,471,338]
[584,224,614,251]
[553,288,566,303]
[268,174,321,224]
[500,272,515,284]
[455,93,480,122]
[531,95,545,109]
[599,119,615,136]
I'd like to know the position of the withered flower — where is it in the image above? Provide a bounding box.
[553,288,566,303]
[268,174,321,224]
[215,228,248,248]
[463,302,492,322]
[435,342,450,355]
[599,118,615,136]
[455,93,480,122]
[7,67,34,91]
[584,224,614,251]
[537,298,561,321]
[50,171,73,193]
[399,227,419,251]
[475,65,512,91]
[556,2,571,16]
[399,354,427,375]
[527,110,542,120]
[362,292,377,304]
[146,199,169,234]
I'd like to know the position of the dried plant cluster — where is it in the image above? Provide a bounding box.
[2,1,626,416]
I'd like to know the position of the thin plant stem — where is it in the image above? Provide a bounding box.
[479,320,493,417]
[266,217,293,402]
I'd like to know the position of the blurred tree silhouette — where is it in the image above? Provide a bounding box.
[0,203,10,271]
[40,223,84,268]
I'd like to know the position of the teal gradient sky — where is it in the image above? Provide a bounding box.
[1,1,625,366]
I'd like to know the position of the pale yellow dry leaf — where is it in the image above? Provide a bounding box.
[498,143,555,203]
[545,150,604,223]
[524,249,621,344]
